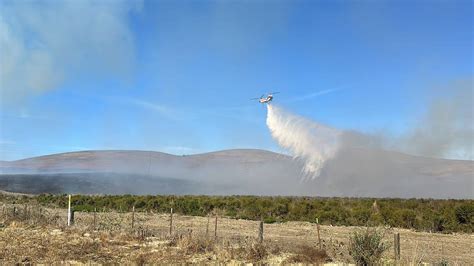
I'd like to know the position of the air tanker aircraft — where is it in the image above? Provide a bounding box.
[251,92,280,104]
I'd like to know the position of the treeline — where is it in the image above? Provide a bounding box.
[2,194,473,233]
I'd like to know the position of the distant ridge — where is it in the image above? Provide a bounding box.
[0,148,472,199]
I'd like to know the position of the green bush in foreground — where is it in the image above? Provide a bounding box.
[349,228,389,265]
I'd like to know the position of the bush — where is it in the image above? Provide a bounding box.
[263,216,277,224]
[3,194,472,233]
[455,204,474,224]
[432,216,447,232]
[349,227,389,265]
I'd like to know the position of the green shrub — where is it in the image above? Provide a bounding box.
[432,216,447,232]
[349,227,389,265]
[455,204,474,224]
[2,194,472,233]
[263,216,277,224]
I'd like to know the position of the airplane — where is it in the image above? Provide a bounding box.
[251,92,280,104]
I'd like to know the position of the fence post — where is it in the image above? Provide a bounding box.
[394,233,400,260]
[131,205,135,229]
[70,209,75,226]
[258,220,264,243]
[206,214,210,238]
[93,207,97,230]
[169,208,173,236]
[214,215,218,240]
[67,195,72,226]
[316,218,322,249]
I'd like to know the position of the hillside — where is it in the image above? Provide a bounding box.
[0,149,472,198]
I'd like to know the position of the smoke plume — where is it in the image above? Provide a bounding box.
[266,79,473,180]
[396,80,473,160]
[266,104,341,178]
[0,0,142,103]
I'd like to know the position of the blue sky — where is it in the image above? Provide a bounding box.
[0,0,472,160]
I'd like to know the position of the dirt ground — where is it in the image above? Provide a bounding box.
[0,205,473,264]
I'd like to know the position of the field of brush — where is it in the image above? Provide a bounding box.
[0,195,474,265]
[0,199,473,264]
[14,194,473,233]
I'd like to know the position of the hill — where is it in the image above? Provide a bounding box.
[0,148,472,198]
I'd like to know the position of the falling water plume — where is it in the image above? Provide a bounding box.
[266,104,341,178]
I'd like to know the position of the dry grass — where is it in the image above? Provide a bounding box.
[285,245,331,264]
[1,203,473,264]
[1,204,62,228]
[0,226,112,263]
[169,231,215,254]
[246,241,269,262]
[0,219,307,264]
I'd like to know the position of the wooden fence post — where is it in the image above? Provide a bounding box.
[394,233,400,260]
[206,214,210,238]
[258,220,264,243]
[214,215,218,240]
[316,218,322,249]
[70,209,75,226]
[131,205,135,229]
[93,208,97,230]
[169,208,173,236]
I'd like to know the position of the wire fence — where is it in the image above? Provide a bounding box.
[0,202,472,265]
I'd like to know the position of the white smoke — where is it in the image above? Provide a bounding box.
[266,104,342,178]
[0,1,142,103]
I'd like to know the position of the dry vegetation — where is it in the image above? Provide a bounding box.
[0,202,473,265]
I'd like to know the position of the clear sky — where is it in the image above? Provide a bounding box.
[0,0,472,160]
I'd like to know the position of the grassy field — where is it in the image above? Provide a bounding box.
[2,193,472,233]
[0,201,472,264]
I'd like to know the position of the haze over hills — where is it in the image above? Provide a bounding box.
[0,149,472,199]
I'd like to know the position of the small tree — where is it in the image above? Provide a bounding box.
[349,227,389,265]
